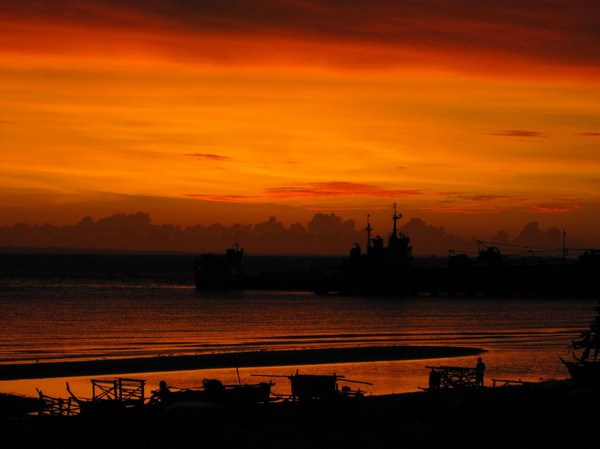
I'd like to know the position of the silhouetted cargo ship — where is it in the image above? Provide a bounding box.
[195,205,600,297]
[195,244,246,290]
[194,244,324,291]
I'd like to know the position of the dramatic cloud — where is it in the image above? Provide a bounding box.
[1,1,598,75]
[1,1,599,247]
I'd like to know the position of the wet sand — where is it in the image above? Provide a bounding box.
[0,345,484,380]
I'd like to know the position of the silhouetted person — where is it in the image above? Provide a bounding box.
[429,369,441,389]
[475,357,486,387]
[151,380,171,404]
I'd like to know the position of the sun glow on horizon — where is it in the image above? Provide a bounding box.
[1,1,599,246]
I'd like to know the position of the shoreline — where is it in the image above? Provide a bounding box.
[0,345,484,380]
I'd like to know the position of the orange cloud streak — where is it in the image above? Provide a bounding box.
[264,182,421,198]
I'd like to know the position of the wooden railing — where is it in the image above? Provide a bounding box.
[425,365,480,389]
[36,389,79,416]
[90,377,146,405]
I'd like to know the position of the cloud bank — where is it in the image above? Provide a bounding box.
[0,212,588,257]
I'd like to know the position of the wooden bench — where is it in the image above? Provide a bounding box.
[491,378,538,388]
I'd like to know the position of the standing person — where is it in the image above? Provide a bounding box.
[475,357,486,387]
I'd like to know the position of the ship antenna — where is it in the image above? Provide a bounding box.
[365,214,372,248]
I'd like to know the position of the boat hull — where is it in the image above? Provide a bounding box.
[560,357,600,387]
[158,381,273,409]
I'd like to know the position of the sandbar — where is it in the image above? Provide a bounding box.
[0,345,484,380]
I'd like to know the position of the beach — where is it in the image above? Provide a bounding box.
[2,378,598,449]
[2,344,598,448]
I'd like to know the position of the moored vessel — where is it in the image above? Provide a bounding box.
[560,301,600,387]
[194,205,600,297]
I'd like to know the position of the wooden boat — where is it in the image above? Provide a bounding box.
[560,301,600,387]
[211,379,274,406]
[560,357,600,387]
[289,372,340,401]
[151,377,274,409]
[253,370,372,401]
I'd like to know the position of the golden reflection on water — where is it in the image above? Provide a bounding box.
[1,291,592,401]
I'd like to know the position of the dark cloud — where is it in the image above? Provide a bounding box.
[490,130,546,138]
[185,153,231,161]
[186,194,254,202]
[0,211,595,256]
[3,1,598,73]
[0,211,362,255]
[530,204,579,213]
[513,221,563,247]
[456,194,513,202]
[578,132,600,136]
[400,217,470,255]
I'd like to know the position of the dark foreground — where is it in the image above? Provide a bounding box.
[3,380,599,449]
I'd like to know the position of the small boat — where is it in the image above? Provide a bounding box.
[560,301,600,387]
[560,357,600,387]
[253,370,372,401]
[150,377,274,410]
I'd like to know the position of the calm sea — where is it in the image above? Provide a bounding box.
[0,253,596,399]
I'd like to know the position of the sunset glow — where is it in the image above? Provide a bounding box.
[1,1,599,251]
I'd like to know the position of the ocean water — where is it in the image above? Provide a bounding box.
[0,253,596,399]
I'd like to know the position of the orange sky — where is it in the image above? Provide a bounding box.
[1,1,599,247]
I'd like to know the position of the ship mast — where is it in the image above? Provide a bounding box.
[364,214,373,249]
[390,202,401,243]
